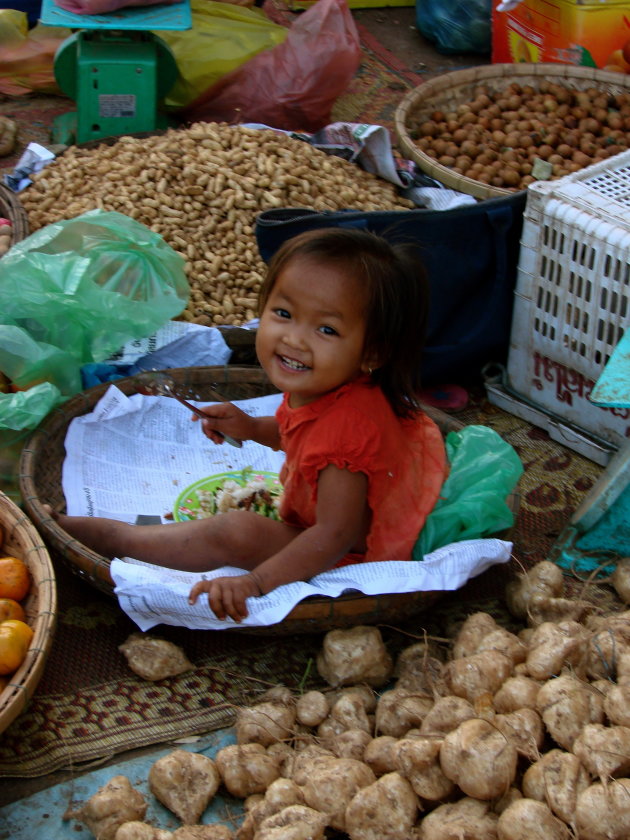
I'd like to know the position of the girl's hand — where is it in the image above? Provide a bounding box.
[191,402,254,446]
[188,573,262,623]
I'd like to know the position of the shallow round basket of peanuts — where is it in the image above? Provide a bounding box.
[18,123,416,330]
[394,63,630,200]
[70,558,630,840]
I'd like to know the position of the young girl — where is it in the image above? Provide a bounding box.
[50,228,448,623]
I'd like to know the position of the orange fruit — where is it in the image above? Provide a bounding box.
[0,619,33,675]
[0,556,30,601]
[0,598,26,623]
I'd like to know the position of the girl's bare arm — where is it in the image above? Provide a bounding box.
[194,404,281,449]
[249,464,370,593]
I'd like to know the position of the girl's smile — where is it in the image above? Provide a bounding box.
[255,256,374,407]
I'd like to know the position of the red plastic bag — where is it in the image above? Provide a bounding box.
[54,0,180,13]
[183,0,361,132]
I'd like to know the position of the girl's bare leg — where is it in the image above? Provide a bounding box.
[48,508,301,572]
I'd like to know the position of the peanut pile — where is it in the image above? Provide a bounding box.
[20,123,414,326]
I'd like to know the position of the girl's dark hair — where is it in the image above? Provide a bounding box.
[258,227,430,418]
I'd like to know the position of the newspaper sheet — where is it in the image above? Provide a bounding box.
[62,385,512,631]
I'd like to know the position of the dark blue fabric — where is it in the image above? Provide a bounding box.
[254,192,527,385]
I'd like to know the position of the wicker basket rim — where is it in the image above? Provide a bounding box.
[0,492,57,734]
[18,365,463,631]
[394,62,630,201]
[0,183,29,244]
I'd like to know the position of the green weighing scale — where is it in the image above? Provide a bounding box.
[40,0,192,145]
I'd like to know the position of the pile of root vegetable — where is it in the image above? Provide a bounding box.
[18,123,413,327]
[405,81,630,192]
[69,558,630,840]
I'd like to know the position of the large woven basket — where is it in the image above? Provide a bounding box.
[0,491,56,735]
[19,365,466,634]
[0,183,29,248]
[394,63,630,200]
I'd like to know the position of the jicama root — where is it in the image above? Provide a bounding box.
[118,634,193,681]
[316,625,393,687]
[148,749,220,825]
[74,776,148,840]
[496,797,571,840]
[521,748,590,824]
[344,771,418,840]
[575,778,630,840]
[439,718,518,800]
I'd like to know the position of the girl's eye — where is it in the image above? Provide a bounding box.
[318,325,338,336]
[273,308,290,319]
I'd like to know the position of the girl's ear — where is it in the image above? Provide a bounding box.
[361,352,381,375]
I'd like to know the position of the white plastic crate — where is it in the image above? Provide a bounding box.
[487,151,630,465]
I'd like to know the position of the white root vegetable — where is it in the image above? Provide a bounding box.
[316,626,393,687]
[288,745,336,785]
[392,735,455,801]
[374,688,434,737]
[492,787,523,815]
[525,620,589,680]
[585,623,630,681]
[74,776,148,840]
[527,595,593,626]
[394,642,447,694]
[493,675,542,713]
[496,798,570,840]
[328,728,372,760]
[328,692,371,733]
[494,708,544,761]
[295,691,329,728]
[536,673,604,750]
[439,718,518,800]
[363,735,399,776]
[452,612,498,659]
[118,634,193,681]
[420,695,476,735]
[476,628,527,667]
[521,748,590,824]
[172,827,234,840]
[505,561,564,622]
[114,823,172,840]
[215,744,280,798]
[236,778,303,840]
[344,771,418,840]
[235,701,296,747]
[611,558,630,604]
[575,778,630,840]
[148,750,220,825]
[299,757,375,832]
[603,683,630,726]
[419,796,499,840]
[446,650,513,702]
[324,685,377,713]
[572,723,630,781]
[254,804,328,840]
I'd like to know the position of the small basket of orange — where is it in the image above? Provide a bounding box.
[0,491,56,735]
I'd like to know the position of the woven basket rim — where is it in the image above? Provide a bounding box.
[0,183,29,244]
[0,491,57,735]
[394,62,630,200]
[18,365,464,633]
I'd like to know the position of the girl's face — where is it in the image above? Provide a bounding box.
[256,256,372,408]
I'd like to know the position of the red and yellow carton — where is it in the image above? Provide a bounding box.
[492,0,630,73]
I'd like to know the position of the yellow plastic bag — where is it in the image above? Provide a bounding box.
[0,11,70,96]
[156,0,288,110]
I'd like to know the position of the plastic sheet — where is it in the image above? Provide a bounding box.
[414,425,523,557]
[415,0,492,55]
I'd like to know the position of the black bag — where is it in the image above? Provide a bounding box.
[255,191,527,385]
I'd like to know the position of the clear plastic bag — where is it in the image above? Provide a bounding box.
[416,0,492,55]
[414,424,523,557]
[0,210,189,428]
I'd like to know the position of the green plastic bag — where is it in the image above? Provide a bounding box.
[414,425,523,557]
[0,209,189,428]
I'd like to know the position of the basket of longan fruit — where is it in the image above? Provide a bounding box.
[0,490,56,735]
[395,63,630,200]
